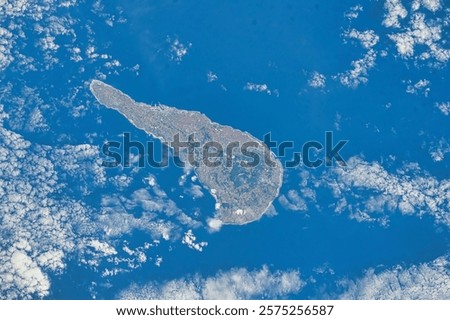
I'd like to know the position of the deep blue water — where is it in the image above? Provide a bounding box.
[8,0,450,299]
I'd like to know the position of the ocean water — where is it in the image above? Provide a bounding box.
[4,0,449,299]
[47,0,450,298]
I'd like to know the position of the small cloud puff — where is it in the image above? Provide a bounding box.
[182,230,208,252]
[244,82,275,96]
[308,72,326,89]
[404,79,431,96]
[336,49,377,88]
[206,218,223,233]
[167,36,192,62]
[436,102,450,116]
[278,190,307,212]
[345,29,379,49]
[207,71,218,82]
[344,5,363,20]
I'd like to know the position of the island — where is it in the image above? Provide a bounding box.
[90,80,283,225]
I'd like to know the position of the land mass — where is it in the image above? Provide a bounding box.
[90,80,283,225]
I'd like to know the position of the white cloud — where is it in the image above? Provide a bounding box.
[0,0,127,74]
[264,204,278,217]
[91,0,127,27]
[99,197,177,240]
[344,5,363,20]
[167,36,192,62]
[383,0,408,28]
[345,29,379,49]
[3,85,53,133]
[278,190,307,212]
[81,238,158,277]
[339,255,450,299]
[428,138,450,162]
[207,71,218,82]
[313,263,335,276]
[88,240,118,256]
[25,107,49,132]
[182,230,208,252]
[207,217,223,233]
[0,96,191,297]
[86,45,99,60]
[0,0,206,298]
[0,0,32,18]
[388,12,450,63]
[308,71,326,89]
[39,35,59,51]
[98,178,201,242]
[336,49,377,88]
[323,156,450,227]
[389,33,415,57]
[411,0,442,13]
[119,265,304,299]
[334,0,448,89]
[0,27,14,71]
[110,174,133,189]
[0,105,93,299]
[104,59,121,69]
[0,251,51,299]
[51,143,107,193]
[436,102,450,116]
[155,256,163,267]
[244,82,273,95]
[187,184,204,199]
[404,79,430,96]
[334,27,379,89]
